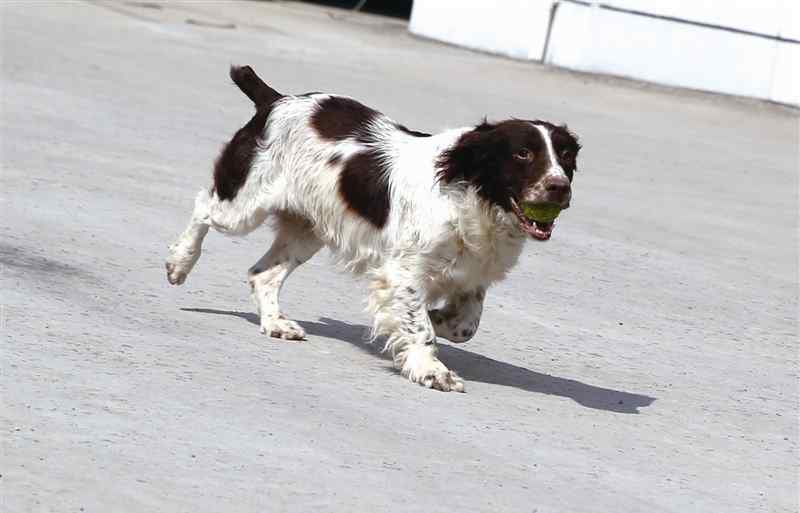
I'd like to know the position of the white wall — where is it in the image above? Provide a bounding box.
[409,0,553,60]
[600,0,800,40]
[545,1,799,105]
[408,0,800,106]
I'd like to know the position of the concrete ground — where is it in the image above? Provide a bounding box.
[2,1,798,512]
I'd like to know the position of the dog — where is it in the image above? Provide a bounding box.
[166,65,580,392]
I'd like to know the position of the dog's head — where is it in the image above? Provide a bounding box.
[437,119,581,240]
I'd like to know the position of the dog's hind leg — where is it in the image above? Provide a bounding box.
[166,180,270,285]
[166,189,212,285]
[248,212,322,340]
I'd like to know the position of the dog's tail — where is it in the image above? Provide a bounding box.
[229,65,282,108]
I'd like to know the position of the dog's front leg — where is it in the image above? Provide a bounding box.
[370,281,465,392]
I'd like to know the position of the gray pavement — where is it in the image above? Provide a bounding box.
[2,1,798,512]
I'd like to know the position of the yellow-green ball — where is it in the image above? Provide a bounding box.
[520,202,561,223]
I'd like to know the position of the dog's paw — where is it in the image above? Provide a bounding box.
[417,369,465,392]
[165,261,188,285]
[260,317,306,341]
[402,346,465,392]
[165,246,201,285]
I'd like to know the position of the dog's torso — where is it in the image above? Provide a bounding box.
[210,93,527,298]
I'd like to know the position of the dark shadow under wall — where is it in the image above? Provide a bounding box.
[296,0,413,19]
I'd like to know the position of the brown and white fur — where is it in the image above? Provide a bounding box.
[166,66,581,392]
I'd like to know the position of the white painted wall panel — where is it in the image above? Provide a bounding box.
[545,2,798,105]
[778,1,800,41]
[603,0,800,40]
[408,0,799,105]
[409,0,553,60]
[771,41,800,105]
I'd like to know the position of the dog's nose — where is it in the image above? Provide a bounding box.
[544,175,571,205]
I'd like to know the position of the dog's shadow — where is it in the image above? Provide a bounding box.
[182,308,656,414]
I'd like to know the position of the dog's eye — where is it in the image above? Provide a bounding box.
[560,149,573,160]
[514,149,533,161]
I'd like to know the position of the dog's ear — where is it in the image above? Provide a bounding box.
[436,124,507,184]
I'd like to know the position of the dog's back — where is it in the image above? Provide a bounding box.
[208,67,465,272]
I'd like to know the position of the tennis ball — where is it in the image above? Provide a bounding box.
[520,202,561,223]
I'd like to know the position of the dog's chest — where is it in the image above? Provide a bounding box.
[432,230,525,291]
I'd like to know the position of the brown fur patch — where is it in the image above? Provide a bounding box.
[395,123,431,138]
[338,149,391,228]
[212,108,270,201]
[213,66,283,201]
[311,96,380,142]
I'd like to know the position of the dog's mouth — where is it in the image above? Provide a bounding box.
[510,199,555,241]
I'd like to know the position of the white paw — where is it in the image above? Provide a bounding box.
[402,346,465,392]
[165,261,188,285]
[260,317,306,341]
[417,368,465,392]
[165,246,200,285]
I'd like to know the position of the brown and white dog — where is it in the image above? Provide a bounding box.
[166,66,580,392]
